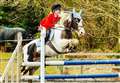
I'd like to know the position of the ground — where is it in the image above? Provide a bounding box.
[1,52,120,82]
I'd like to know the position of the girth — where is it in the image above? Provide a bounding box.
[47,41,65,54]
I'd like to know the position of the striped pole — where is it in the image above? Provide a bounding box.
[40,30,45,83]
[22,59,120,66]
[21,73,120,80]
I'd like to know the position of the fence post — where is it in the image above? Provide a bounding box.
[16,32,22,83]
[11,61,14,83]
[40,30,45,83]
[0,32,22,83]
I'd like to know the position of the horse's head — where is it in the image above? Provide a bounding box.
[64,8,85,37]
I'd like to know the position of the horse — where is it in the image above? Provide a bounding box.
[0,26,24,51]
[0,26,25,40]
[0,26,38,51]
[21,9,85,75]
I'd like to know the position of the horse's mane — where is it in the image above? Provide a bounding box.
[59,11,78,30]
[57,11,71,26]
[63,20,72,29]
[58,11,80,39]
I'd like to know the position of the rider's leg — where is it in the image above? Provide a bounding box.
[45,29,51,43]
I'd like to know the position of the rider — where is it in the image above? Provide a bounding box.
[38,3,64,43]
[23,4,64,62]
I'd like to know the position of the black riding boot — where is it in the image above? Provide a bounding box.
[45,29,51,44]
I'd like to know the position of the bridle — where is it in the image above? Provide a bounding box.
[52,12,84,33]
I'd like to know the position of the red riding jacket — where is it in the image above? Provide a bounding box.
[39,13,61,30]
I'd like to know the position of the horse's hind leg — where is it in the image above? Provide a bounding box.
[21,66,30,75]
[28,68,33,83]
[21,66,26,73]
[27,67,39,83]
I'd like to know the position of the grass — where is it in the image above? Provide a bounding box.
[0,51,118,78]
[0,52,12,75]
[0,52,12,59]
[0,52,61,76]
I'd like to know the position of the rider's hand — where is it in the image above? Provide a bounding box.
[59,25,64,28]
[37,26,41,31]
[55,24,64,28]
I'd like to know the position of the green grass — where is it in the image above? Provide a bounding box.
[0,52,12,59]
[0,52,61,75]
[0,52,13,75]
[0,51,118,81]
[34,66,61,75]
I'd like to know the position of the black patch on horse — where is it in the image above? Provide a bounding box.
[27,43,36,62]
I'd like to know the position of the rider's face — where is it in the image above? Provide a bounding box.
[54,10,61,15]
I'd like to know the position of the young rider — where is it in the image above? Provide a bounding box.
[38,3,64,43]
[23,4,64,62]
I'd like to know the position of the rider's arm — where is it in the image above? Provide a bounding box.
[55,24,64,28]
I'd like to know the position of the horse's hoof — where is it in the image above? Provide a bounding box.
[69,49,77,53]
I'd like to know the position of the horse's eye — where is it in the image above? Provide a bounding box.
[77,19,80,22]
[75,18,80,23]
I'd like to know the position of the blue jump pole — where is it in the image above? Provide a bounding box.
[45,74,119,79]
[63,60,120,65]
[21,73,120,80]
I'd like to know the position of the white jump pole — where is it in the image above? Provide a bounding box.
[40,30,45,83]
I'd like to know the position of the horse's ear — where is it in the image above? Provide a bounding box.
[79,9,83,15]
[72,8,75,13]
[68,14,72,22]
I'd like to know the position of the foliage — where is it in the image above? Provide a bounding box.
[0,0,120,51]
[0,0,45,29]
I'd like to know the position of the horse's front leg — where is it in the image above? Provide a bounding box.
[27,67,39,83]
[21,66,39,75]
[68,39,79,52]
[61,39,79,53]
[60,39,71,53]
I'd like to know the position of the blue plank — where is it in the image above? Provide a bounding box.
[64,60,120,65]
[38,74,119,79]
[45,74,119,79]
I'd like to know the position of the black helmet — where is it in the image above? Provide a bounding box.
[51,4,61,12]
